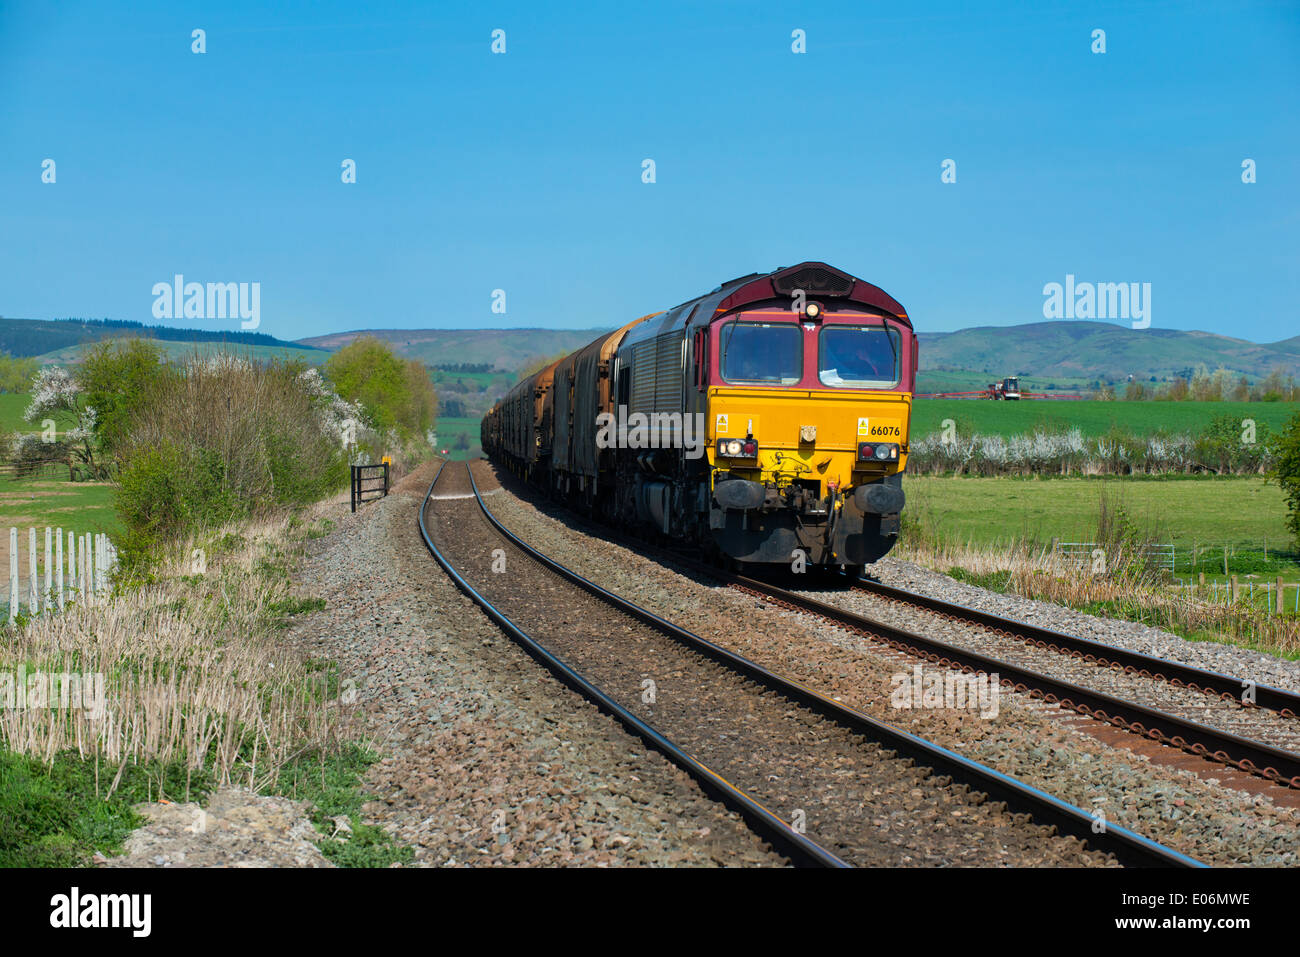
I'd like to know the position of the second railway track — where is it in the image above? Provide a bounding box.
[420,461,1200,868]
[739,575,1300,796]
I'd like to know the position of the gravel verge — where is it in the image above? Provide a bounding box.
[285,460,785,866]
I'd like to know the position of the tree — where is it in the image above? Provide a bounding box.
[1272,412,1300,548]
[22,367,103,479]
[324,336,436,442]
[0,351,38,393]
[78,338,165,455]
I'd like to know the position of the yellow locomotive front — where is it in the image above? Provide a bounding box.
[703,300,914,570]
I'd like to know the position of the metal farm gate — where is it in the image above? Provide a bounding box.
[351,463,390,512]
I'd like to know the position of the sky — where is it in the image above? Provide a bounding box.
[1,0,1297,344]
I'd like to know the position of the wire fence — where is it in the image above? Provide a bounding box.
[1171,576,1300,615]
[1055,541,1176,571]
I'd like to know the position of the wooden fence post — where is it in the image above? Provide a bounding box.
[7,528,15,622]
[28,528,37,614]
[43,527,52,610]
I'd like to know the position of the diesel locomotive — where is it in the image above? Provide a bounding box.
[481,262,914,572]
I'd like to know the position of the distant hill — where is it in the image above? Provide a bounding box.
[917,322,1300,382]
[36,339,331,366]
[0,317,327,362]
[7,314,1297,385]
[303,322,1300,383]
[296,328,612,371]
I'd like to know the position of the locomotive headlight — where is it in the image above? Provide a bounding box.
[858,442,899,462]
[718,438,757,458]
[804,302,822,320]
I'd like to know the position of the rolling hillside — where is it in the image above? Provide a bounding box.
[0,317,327,363]
[296,328,611,370]
[917,322,1300,382]
[5,314,1297,386]
[36,340,330,366]
[306,322,1300,383]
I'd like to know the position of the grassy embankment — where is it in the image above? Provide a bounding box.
[899,474,1300,658]
[0,346,431,867]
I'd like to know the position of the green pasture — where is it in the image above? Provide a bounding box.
[0,470,120,537]
[916,370,1094,395]
[0,393,31,433]
[903,474,1297,575]
[430,369,515,390]
[910,399,1300,440]
[432,417,482,461]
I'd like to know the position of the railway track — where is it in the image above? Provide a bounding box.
[848,575,1300,717]
[419,461,1201,868]
[708,573,1300,798]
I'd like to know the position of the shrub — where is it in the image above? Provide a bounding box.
[116,442,243,560]
[113,353,350,561]
[0,352,38,394]
[324,337,436,444]
[78,338,166,456]
[1193,414,1273,474]
[21,366,106,479]
[1272,411,1300,548]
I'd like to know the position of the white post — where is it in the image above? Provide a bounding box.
[7,528,15,623]
[44,527,52,610]
[67,530,75,597]
[81,534,90,604]
[55,528,64,612]
[28,528,37,614]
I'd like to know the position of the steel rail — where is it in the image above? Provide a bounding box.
[418,462,847,867]
[849,575,1300,717]
[718,573,1300,790]
[453,464,1202,868]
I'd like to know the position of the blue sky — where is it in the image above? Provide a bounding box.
[1,0,1297,343]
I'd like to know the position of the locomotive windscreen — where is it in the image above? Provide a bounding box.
[817,324,900,389]
[719,321,802,385]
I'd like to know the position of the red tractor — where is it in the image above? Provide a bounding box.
[986,376,1022,400]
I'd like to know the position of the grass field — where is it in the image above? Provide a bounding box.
[911,399,1300,439]
[432,416,482,460]
[0,469,119,593]
[904,475,1294,568]
[917,370,1095,395]
[0,393,30,433]
[430,369,515,390]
